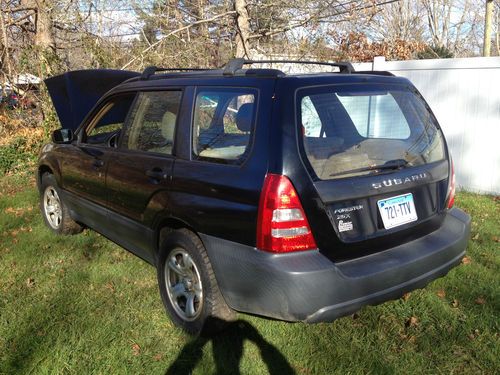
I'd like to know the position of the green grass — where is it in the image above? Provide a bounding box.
[0,172,498,374]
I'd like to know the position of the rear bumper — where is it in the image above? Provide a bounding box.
[201,207,471,322]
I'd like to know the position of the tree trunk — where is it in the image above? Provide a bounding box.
[20,0,56,76]
[234,0,251,58]
[483,0,494,56]
[34,0,56,51]
[0,7,12,78]
[22,0,55,51]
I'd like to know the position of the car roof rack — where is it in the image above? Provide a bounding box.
[132,60,393,82]
[223,58,355,76]
[356,70,395,77]
[140,66,214,80]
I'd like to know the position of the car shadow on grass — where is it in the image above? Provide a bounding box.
[165,317,295,375]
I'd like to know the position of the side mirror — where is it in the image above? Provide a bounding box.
[52,129,75,144]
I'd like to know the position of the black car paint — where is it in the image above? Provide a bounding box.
[269,76,452,261]
[38,70,470,322]
[40,76,276,262]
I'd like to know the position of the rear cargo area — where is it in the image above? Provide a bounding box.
[296,81,452,261]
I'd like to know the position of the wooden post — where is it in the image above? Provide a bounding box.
[483,0,494,56]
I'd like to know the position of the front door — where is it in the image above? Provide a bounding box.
[60,93,137,223]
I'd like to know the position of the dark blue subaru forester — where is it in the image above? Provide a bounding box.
[38,59,471,334]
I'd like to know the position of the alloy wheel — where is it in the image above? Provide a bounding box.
[164,248,204,321]
[43,186,62,229]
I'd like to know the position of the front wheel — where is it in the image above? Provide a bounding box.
[157,229,235,335]
[39,173,83,235]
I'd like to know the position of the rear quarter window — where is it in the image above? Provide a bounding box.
[192,88,257,164]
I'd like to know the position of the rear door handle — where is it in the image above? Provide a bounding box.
[145,168,169,181]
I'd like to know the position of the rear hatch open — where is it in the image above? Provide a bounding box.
[297,82,450,260]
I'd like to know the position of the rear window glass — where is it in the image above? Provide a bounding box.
[298,84,445,180]
[336,94,410,139]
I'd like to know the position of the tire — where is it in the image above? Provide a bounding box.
[39,173,83,235]
[157,228,235,335]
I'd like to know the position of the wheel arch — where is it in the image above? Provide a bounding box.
[37,164,54,192]
[155,217,199,255]
[37,155,62,193]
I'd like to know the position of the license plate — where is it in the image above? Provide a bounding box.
[377,193,418,229]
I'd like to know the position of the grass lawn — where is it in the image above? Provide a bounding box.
[0,171,498,374]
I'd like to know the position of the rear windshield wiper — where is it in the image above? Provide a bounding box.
[329,159,409,177]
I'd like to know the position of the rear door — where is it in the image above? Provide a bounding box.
[104,89,184,262]
[170,84,272,245]
[289,81,451,260]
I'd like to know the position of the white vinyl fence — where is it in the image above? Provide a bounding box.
[354,57,500,195]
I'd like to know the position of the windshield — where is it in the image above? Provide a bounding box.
[298,84,445,180]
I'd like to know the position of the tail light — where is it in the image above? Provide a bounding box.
[446,160,455,209]
[256,174,317,253]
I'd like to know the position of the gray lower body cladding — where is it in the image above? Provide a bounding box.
[201,207,471,322]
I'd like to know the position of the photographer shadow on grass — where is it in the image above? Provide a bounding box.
[165,317,295,375]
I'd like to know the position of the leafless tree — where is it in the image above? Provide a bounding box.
[420,0,485,56]
[363,1,426,42]
[0,0,496,87]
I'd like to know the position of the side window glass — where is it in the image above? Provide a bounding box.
[83,94,136,147]
[193,89,256,163]
[123,91,182,155]
[222,94,254,131]
[194,94,219,138]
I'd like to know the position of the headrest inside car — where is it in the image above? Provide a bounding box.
[236,103,254,132]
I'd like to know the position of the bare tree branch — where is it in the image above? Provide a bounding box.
[6,10,35,27]
[121,10,236,70]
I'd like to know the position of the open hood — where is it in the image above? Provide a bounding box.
[44,69,140,130]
